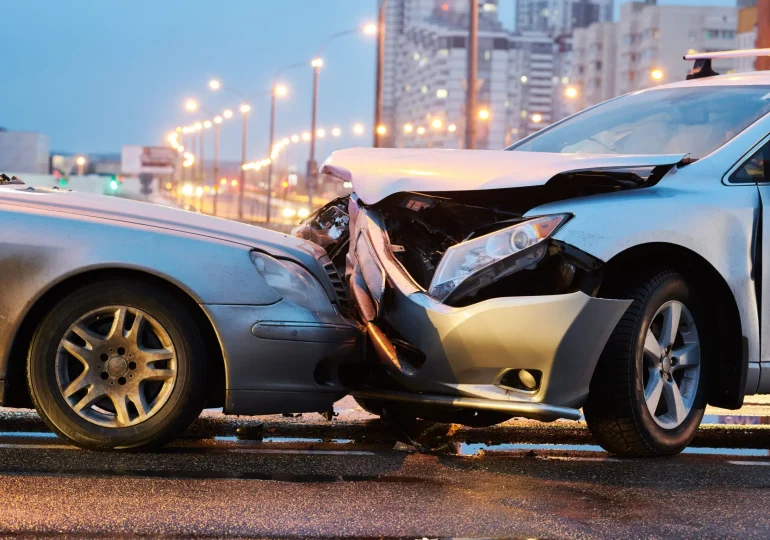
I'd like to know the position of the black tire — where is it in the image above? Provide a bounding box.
[28,279,207,451]
[584,268,708,457]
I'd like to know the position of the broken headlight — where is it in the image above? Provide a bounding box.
[251,252,335,314]
[429,214,570,302]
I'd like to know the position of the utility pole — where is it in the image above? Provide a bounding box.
[213,119,221,216]
[307,60,321,207]
[757,0,770,71]
[465,0,479,150]
[238,107,249,221]
[266,90,277,223]
[374,0,387,147]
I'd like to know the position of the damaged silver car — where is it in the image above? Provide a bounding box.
[298,71,770,457]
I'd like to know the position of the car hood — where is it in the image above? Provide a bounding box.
[321,148,688,205]
[0,186,316,259]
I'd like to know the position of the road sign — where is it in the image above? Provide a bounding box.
[121,146,176,175]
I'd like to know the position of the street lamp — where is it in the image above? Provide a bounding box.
[208,79,221,91]
[353,123,365,136]
[212,114,226,216]
[185,99,199,112]
[565,86,578,99]
[266,83,289,223]
[651,68,664,81]
[307,27,376,209]
[75,156,86,176]
[532,113,543,124]
[238,103,251,220]
[478,108,490,121]
[403,123,414,134]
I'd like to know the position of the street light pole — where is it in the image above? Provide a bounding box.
[307,60,321,208]
[213,116,222,216]
[266,90,277,224]
[374,0,387,148]
[238,105,250,221]
[465,0,479,150]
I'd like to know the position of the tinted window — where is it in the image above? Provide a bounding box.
[730,140,770,184]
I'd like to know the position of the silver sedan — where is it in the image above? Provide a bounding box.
[0,177,358,450]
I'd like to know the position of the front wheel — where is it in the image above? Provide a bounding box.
[584,268,706,457]
[28,279,208,450]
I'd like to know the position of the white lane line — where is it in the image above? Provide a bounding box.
[727,460,770,466]
[0,443,75,450]
[230,448,376,456]
[545,456,621,462]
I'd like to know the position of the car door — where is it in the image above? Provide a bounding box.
[730,138,770,392]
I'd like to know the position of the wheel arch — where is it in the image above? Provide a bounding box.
[4,267,226,410]
[601,242,747,409]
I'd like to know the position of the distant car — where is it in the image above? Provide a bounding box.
[304,58,770,456]
[0,176,358,450]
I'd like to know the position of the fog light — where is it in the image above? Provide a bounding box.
[499,369,542,392]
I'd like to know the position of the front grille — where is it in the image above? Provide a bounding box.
[321,257,352,314]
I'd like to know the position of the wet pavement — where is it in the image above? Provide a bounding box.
[0,396,768,538]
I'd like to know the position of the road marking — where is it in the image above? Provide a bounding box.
[545,456,621,462]
[0,443,75,450]
[230,448,376,456]
[727,460,770,466]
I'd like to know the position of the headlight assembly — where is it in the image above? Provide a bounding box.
[251,251,336,314]
[429,214,570,302]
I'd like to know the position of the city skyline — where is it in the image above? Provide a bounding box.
[1,0,738,161]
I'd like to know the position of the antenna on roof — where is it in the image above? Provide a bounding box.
[684,49,770,80]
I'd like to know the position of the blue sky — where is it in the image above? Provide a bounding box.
[0,0,734,161]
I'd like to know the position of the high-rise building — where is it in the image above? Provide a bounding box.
[380,0,566,149]
[616,3,738,95]
[569,21,617,111]
[515,0,613,34]
[736,6,758,72]
[0,129,50,174]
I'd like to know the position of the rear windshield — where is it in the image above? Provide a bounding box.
[509,85,770,160]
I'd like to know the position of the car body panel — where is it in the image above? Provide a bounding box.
[322,148,686,205]
[0,186,358,413]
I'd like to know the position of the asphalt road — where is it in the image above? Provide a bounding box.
[0,397,769,538]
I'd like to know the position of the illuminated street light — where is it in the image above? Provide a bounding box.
[431,119,443,130]
[317,128,326,138]
[274,83,288,97]
[416,126,426,135]
[376,125,387,136]
[311,58,324,68]
[223,109,233,119]
[194,122,203,130]
[448,124,457,133]
[208,79,221,91]
[239,104,251,114]
[363,23,378,35]
[565,86,578,99]
[185,99,199,112]
[532,113,543,123]
[478,108,490,120]
[651,68,664,81]
[291,134,300,143]
[302,132,311,141]
[175,126,182,133]
[214,115,223,124]
[75,156,86,176]
[203,120,212,129]
[353,124,365,135]
[331,127,342,137]
[403,123,414,134]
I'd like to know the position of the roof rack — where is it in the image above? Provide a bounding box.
[684,48,770,80]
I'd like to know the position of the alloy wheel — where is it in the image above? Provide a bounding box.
[55,306,178,428]
[642,301,701,429]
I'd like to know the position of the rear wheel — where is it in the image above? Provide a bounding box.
[584,268,706,457]
[28,280,208,450]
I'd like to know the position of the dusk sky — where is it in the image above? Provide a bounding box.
[1,0,734,162]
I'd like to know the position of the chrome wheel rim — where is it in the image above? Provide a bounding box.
[55,306,178,428]
[642,301,701,429]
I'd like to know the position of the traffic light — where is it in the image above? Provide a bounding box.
[108,176,119,192]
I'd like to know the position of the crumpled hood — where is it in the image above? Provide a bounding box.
[321,148,687,205]
[0,186,315,259]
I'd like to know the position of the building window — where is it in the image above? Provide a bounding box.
[421,85,428,94]
[484,50,491,61]
[452,36,466,48]
[436,89,448,99]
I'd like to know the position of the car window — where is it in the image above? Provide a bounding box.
[509,86,770,160]
[730,140,770,184]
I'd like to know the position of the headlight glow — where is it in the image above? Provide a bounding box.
[429,214,570,302]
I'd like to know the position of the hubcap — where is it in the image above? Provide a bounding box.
[642,301,701,429]
[55,306,178,428]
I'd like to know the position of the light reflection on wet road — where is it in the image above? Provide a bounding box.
[0,397,768,538]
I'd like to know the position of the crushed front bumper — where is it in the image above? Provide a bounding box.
[349,206,631,419]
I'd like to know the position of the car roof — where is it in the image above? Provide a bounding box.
[650,70,770,91]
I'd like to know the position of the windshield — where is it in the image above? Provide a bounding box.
[510,86,770,159]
